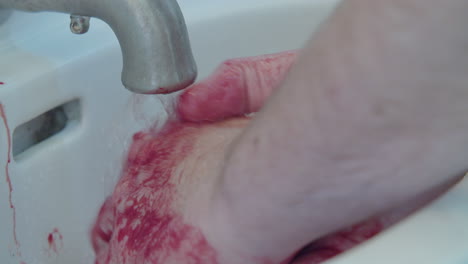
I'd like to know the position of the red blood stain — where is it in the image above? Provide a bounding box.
[0,104,20,255]
[155,87,170,94]
[91,122,218,264]
[291,219,383,264]
[0,82,4,85]
[257,254,297,264]
[177,51,297,123]
[47,228,63,255]
[91,117,387,264]
[254,218,384,264]
[92,51,397,264]
[178,75,245,123]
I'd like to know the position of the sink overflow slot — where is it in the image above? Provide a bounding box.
[12,99,81,160]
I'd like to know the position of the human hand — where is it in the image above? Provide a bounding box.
[175,50,458,264]
[90,52,301,264]
[178,51,297,123]
[91,0,468,263]
[200,0,468,262]
[180,0,468,261]
[91,50,456,264]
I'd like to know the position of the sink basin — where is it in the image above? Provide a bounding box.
[1,0,468,264]
[0,1,336,263]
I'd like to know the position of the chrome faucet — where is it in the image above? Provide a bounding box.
[0,0,197,94]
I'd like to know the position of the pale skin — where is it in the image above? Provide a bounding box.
[94,0,468,263]
[188,0,468,262]
[174,53,459,264]
[209,0,468,262]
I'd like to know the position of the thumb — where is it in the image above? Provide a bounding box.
[177,51,297,122]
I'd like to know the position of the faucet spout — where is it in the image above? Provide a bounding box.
[1,0,197,94]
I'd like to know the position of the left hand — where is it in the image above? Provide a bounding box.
[91,51,296,264]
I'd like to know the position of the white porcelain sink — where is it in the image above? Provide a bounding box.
[1,1,467,264]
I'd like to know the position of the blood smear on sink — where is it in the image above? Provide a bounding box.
[47,228,63,255]
[0,104,21,257]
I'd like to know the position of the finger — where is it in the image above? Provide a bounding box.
[177,51,297,122]
[91,197,115,255]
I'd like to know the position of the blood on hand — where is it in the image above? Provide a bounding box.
[91,51,446,264]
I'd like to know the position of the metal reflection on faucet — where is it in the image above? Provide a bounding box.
[0,0,197,94]
[70,15,90,34]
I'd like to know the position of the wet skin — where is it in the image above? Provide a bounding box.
[91,52,455,264]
